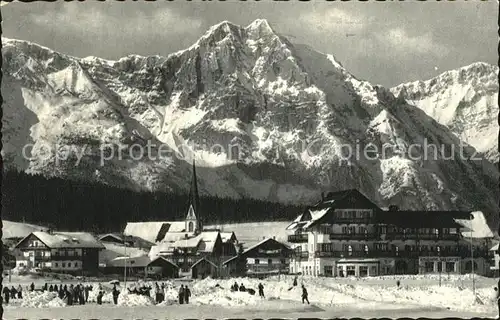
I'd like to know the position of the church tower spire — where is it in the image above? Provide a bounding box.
[187,160,202,233]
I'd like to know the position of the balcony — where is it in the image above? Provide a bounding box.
[382,233,461,241]
[288,234,308,243]
[329,233,379,240]
[310,248,491,259]
[292,251,309,259]
[333,218,376,224]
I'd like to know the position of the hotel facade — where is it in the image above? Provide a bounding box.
[287,190,491,277]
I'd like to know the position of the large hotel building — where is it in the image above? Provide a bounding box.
[287,189,492,277]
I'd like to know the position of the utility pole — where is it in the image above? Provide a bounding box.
[471,228,475,296]
[124,234,127,289]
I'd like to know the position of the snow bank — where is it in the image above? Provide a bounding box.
[20,291,65,308]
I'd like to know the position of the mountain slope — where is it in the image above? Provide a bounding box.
[2,19,498,223]
[391,62,498,163]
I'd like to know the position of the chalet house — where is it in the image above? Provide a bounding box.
[14,231,105,275]
[103,255,179,279]
[287,189,492,277]
[224,237,292,277]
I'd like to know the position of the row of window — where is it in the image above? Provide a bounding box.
[254,259,286,265]
[378,227,457,235]
[335,210,372,219]
[312,243,465,252]
[423,261,455,273]
[54,262,78,268]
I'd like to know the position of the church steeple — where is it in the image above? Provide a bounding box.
[187,160,202,233]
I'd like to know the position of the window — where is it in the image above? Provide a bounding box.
[255,259,260,265]
[348,226,356,234]
[370,266,377,276]
[424,262,433,273]
[188,221,194,232]
[443,228,450,235]
[437,262,442,272]
[342,226,348,234]
[364,245,369,254]
[74,263,78,268]
[359,226,366,234]
[280,259,286,265]
[268,259,272,265]
[55,263,58,267]
[68,263,72,268]
[62,263,66,268]
[445,262,455,273]
[346,266,355,276]
[359,266,368,277]
[324,266,333,276]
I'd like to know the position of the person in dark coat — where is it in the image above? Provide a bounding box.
[258,283,265,298]
[396,280,401,288]
[49,284,54,292]
[84,285,90,303]
[178,285,185,304]
[3,286,10,304]
[67,285,74,306]
[232,282,239,291]
[97,291,103,305]
[293,276,298,287]
[184,286,191,304]
[54,284,58,293]
[239,283,246,292]
[30,282,35,292]
[112,285,120,305]
[10,286,17,299]
[17,285,22,299]
[43,283,48,291]
[59,286,65,300]
[301,285,309,304]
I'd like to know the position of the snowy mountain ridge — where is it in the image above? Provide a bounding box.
[2,19,499,223]
[391,62,498,163]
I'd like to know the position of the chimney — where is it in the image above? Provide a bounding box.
[273,236,276,240]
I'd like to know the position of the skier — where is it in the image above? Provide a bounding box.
[301,284,309,304]
[112,285,120,305]
[232,282,239,291]
[30,282,35,292]
[293,276,298,287]
[184,286,191,304]
[155,283,161,304]
[43,283,48,291]
[178,285,185,304]
[54,284,59,293]
[239,283,246,292]
[258,283,265,298]
[3,286,10,304]
[396,280,401,288]
[17,285,23,299]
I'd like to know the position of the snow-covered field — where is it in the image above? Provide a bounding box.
[2,220,47,239]
[3,274,498,319]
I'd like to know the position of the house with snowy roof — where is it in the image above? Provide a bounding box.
[223,237,291,277]
[286,189,492,278]
[14,230,105,275]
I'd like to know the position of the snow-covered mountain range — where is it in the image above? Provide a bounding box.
[2,19,498,222]
[391,62,498,163]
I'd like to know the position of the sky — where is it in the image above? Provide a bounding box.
[2,1,498,87]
